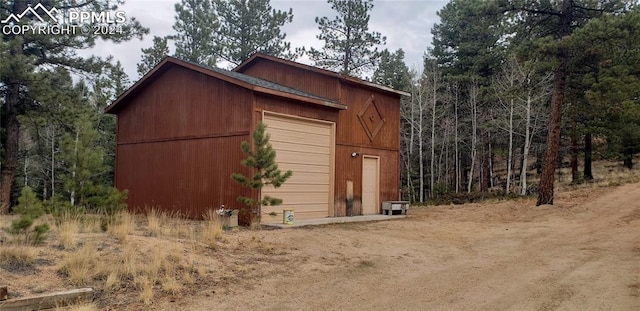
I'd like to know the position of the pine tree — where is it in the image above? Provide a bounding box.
[0,0,147,214]
[231,122,292,222]
[213,0,300,65]
[372,49,411,91]
[171,0,218,66]
[137,36,170,76]
[308,0,386,77]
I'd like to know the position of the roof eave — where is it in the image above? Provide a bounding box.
[235,53,411,98]
[105,56,346,115]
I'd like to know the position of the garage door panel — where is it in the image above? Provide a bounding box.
[263,192,328,205]
[276,151,331,167]
[268,129,331,147]
[264,184,329,193]
[270,141,330,155]
[262,113,333,223]
[277,163,330,174]
[274,172,330,185]
[266,118,331,135]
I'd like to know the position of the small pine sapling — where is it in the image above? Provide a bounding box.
[232,122,292,223]
[5,187,50,245]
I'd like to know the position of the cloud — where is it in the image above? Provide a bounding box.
[78,0,447,81]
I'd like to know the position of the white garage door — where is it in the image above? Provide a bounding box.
[261,113,334,223]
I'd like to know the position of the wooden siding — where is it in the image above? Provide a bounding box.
[336,83,400,150]
[239,59,341,101]
[333,146,399,216]
[116,135,252,218]
[242,60,402,219]
[113,64,255,220]
[117,65,253,143]
[255,94,339,124]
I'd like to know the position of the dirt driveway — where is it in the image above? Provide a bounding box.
[168,183,640,311]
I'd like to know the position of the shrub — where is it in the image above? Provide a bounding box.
[5,187,49,245]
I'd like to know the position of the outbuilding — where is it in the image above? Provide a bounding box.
[105,54,408,225]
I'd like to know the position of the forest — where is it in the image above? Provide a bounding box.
[1,0,639,216]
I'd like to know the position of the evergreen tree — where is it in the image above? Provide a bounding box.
[308,0,386,77]
[573,9,640,169]
[231,122,292,222]
[171,0,218,66]
[5,186,49,245]
[372,49,411,91]
[137,36,170,76]
[213,0,300,65]
[499,0,629,205]
[0,0,147,214]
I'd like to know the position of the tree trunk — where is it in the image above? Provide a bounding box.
[570,121,579,183]
[430,76,437,198]
[520,91,533,195]
[418,97,424,202]
[454,85,460,193]
[537,58,568,205]
[0,83,20,214]
[536,0,572,206]
[584,132,593,180]
[506,99,514,193]
[467,82,478,193]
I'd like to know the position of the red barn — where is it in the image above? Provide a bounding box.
[105,54,408,224]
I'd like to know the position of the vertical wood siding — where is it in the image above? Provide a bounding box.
[240,59,402,218]
[117,65,253,143]
[240,59,341,101]
[113,65,254,219]
[333,146,399,216]
[116,135,252,218]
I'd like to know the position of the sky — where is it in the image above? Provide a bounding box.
[83,0,449,81]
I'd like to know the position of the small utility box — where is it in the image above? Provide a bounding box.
[217,209,239,228]
[382,201,409,215]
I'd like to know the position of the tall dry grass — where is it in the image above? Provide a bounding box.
[0,244,36,271]
[59,243,102,286]
[107,211,136,242]
[57,215,80,250]
[200,209,224,249]
[146,208,164,236]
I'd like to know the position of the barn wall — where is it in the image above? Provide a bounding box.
[336,82,401,150]
[254,94,339,123]
[116,135,252,218]
[243,60,402,217]
[113,65,255,219]
[333,146,399,216]
[116,65,253,143]
[239,59,341,101]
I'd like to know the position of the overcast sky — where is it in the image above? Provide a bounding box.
[84,0,448,80]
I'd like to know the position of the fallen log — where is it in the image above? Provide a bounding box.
[0,288,93,311]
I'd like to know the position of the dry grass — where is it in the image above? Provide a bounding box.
[146,208,163,236]
[200,209,224,249]
[555,157,640,191]
[107,211,136,242]
[59,243,102,286]
[0,244,36,271]
[161,274,182,294]
[136,275,154,305]
[80,215,103,233]
[55,303,99,311]
[57,216,80,250]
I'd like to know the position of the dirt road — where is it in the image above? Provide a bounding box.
[174,183,640,311]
